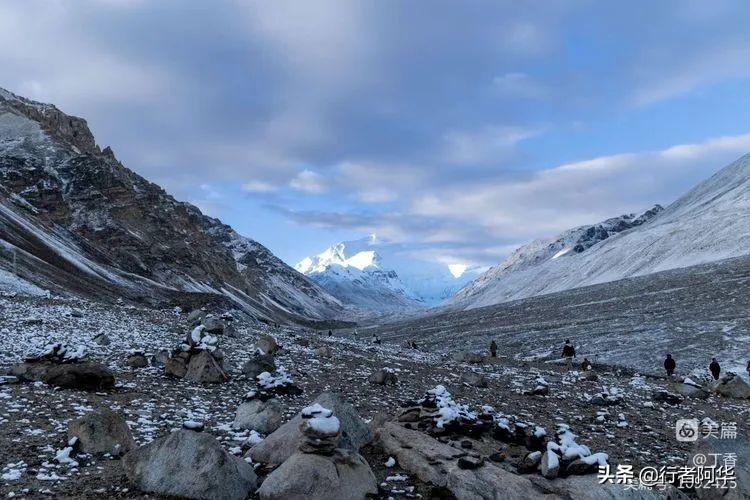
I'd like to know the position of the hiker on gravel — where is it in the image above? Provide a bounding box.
[561,340,576,369]
[490,340,497,358]
[581,357,592,371]
[328,329,333,337]
[664,354,676,378]
[709,358,721,380]
[372,334,381,345]
[747,361,750,379]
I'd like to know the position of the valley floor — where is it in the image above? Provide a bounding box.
[0,293,748,498]
[366,254,750,377]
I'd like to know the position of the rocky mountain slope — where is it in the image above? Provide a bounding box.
[0,88,345,325]
[297,235,480,313]
[449,154,750,309]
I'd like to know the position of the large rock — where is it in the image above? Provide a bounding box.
[673,381,710,399]
[68,409,135,456]
[165,353,189,378]
[241,353,276,378]
[713,372,750,399]
[233,399,283,435]
[123,429,257,500]
[460,371,489,388]
[256,335,279,355]
[446,461,542,500]
[651,389,683,405]
[378,421,542,499]
[187,308,205,325]
[42,363,115,390]
[202,315,225,334]
[540,451,560,479]
[185,351,229,384]
[692,435,749,499]
[10,362,52,382]
[376,421,465,486]
[257,450,377,500]
[249,392,371,465]
[528,475,680,499]
[369,368,398,385]
[126,353,148,368]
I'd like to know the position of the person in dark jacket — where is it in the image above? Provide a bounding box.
[581,357,592,371]
[664,354,676,377]
[561,340,576,369]
[328,329,333,337]
[747,360,750,379]
[490,340,497,358]
[709,358,721,380]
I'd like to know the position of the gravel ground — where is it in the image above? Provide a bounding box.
[0,293,748,498]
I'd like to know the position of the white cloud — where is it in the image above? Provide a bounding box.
[442,125,539,165]
[242,181,279,193]
[413,133,750,242]
[290,169,327,193]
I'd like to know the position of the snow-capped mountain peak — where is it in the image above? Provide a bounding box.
[296,235,482,313]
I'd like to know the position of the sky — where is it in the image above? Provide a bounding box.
[3,0,750,269]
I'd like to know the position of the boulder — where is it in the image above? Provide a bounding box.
[369,368,398,385]
[10,362,52,382]
[43,363,115,391]
[713,372,750,399]
[123,429,257,500]
[673,381,710,399]
[692,435,749,499]
[165,353,189,378]
[376,421,465,486]
[93,333,111,346]
[528,475,680,499]
[460,372,489,388]
[126,353,148,368]
[186,308,205,325]
[241,353,276,378]
[517,451,542,474]
[651,389,683,405]
[257,450,377,500]
[185,351,229,384]
[314,346,332,358]
[151,349,170,367]
[566,453,608,476]
[202,315,225,334]
[540,451,560,479]
[233,399,283,435]
[446,461,541,500]
[68,409,135,456]
[249,392,371,466]
[256,335,280,355]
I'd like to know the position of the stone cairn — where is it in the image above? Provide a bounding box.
[298,404,341,455]
[165,310,228,382]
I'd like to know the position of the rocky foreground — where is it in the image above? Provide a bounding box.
[0,293,748,499]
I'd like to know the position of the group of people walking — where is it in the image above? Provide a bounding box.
[486,337,750,381]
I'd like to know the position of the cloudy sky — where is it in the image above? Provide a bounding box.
[3,0,750,268]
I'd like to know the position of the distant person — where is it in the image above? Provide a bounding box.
[664,354,676,378]
[411,340,418,350]
[328,329,333,337]
[353,328,358,338]
[709,358,721,380]
[490,340,497,358]
[747,360,750,379]
[581,358,592,371]
[372,334,381,345]
[561,340,576,369]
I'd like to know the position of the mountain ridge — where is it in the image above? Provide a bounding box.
[449,153,750,309]
[0,87,347,325]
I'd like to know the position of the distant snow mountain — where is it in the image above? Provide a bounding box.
[0,87,346,325]
[296,235,481,312]
[449,153,750,309]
